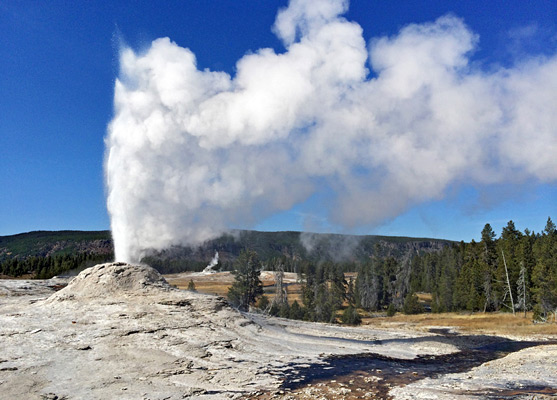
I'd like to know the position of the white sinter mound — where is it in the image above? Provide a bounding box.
[47,262,171,301]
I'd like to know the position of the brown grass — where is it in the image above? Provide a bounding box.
[362,311,557,337]
[165,271,304,304]
[415,292,433,302]
[166,273,557,337]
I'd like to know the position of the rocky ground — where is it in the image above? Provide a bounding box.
[389,340,557,399]
[1,263,556,400]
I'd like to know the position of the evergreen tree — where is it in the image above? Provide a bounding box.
[386,303,396,317]
[544,217,556,235]
[328,264,346,313]
[257,295,270,311]
[496,221,522,311]
[341,306,362,325]
[299,261,316,320]
[531,260,556,321]
[403,292,424,314]
[227,249,264,311]
[480,223,497,311]
[383,257,400,308]
[313,282,334,322]
[278,302,291,318]
[531,220,557,321]
[289,300,304,320]
[434,248,458,312]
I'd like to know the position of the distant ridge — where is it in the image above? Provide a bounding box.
[0,229,454,274]
[0,230,112,261]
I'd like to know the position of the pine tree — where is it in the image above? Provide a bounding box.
[313,282,333,322]
[289,300,304,320]
[227,249,264,311]
[480,223,497,311]
[496,221,522,312]
[257,295,270,310]
[531,219,557,321]
[299,261,316,320]
[341,306,362,325]
[328,264,346,313]
[403,292,424,315]
[544,217,556,236]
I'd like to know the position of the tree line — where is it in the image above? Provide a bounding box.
[406,218,557,321]
[0,252,113,279]
[227,218,557,324]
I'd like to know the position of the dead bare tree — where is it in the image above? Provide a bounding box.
[273,261,288,306]
[516,262,528,318]
[501,250,515,316]
[482,276,492,313]
[392,251,412,309]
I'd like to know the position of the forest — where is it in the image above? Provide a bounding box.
[254,218,557,324]
[405,218,557,321]
[0,252,113,279]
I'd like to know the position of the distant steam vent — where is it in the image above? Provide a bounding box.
[202,252,219,274]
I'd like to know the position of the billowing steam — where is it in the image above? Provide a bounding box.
[203,251,219,274]
[106,0,557,263]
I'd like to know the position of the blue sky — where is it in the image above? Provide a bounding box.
[1,0,556,243]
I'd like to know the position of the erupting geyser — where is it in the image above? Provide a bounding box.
[203,252,220,274]
[105,0,557,263]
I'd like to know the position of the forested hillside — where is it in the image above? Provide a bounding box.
[143,230,452,273]
[0,231,113,278]
[0,230,112,261]
[0,229,451,278]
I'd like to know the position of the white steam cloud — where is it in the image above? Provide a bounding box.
[203,252,219,274]
[106,0,557,263]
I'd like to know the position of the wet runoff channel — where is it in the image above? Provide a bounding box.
[245,333,557,400]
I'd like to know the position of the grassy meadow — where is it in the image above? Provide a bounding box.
[165,271,557,337]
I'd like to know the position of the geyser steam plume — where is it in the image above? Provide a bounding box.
[106,0,557,263]
[203,252,219,274]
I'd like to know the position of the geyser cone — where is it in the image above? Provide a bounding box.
[47,262,172,302]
